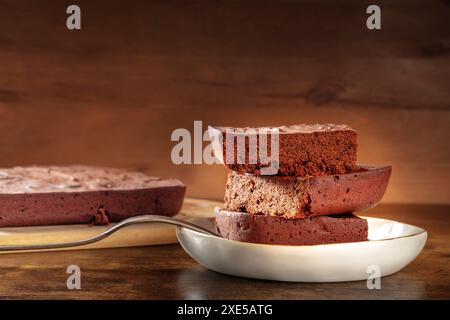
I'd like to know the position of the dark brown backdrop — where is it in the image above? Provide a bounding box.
[0,0,449,204]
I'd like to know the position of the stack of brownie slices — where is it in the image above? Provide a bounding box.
[209,124,391,245]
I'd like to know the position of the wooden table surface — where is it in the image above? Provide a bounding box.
[0,203,448,300]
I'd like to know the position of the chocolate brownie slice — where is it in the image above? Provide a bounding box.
[0,166,186,227]
[209,124,357,176]
[215,208,368,245]
[224,165,391,219]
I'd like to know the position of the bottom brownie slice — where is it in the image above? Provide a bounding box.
[215,208,368,245]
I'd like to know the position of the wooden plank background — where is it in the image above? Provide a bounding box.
[0,0,449,204]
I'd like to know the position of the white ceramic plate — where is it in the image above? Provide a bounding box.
[176,216,427,282]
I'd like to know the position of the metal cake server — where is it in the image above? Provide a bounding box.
[0,215,218,252]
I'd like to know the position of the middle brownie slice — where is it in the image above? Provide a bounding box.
[224,165,391,219]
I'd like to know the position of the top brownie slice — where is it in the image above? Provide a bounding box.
[209,124,358,176]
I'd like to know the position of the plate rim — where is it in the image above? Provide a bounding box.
[177,215,428,249]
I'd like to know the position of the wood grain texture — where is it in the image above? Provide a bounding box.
[0,0,449,204]
[0,203,448,299]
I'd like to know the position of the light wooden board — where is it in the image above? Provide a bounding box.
[0,198,219,254]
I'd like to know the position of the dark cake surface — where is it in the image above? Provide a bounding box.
[215,208,369,245]
[0,165,180,193]
[0,166,186,227]
[209,124,358,176]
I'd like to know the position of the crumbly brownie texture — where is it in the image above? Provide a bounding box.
[208,124,357,176]
[215,208,368,245]
[0,166,186,227]
[224,165,391,219]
